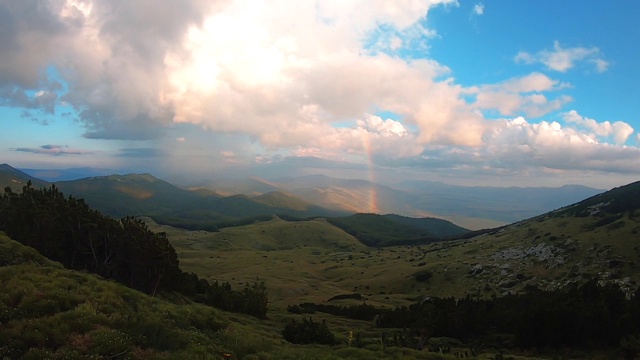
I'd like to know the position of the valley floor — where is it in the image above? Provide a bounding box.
[142,211,640,359]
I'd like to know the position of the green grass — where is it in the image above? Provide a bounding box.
[325,213,469,246]
[0,233,232,359]
[149,203,640,310]
[0,231,514,359]
[5,191,637,360]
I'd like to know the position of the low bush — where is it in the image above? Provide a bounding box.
[412,270,433,282]
[282,317,336,345]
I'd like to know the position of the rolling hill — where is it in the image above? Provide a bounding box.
[54,173,202,217]
[3,161,639,358]
[0,163,49,191]
[325,213,469,246]
[0,193,480,360]
[0,232,231,359]
[158,179,640,311]
[52,173,345,229]
[1,164,470,243]
[383,180,640,299]
[380,180,640,299]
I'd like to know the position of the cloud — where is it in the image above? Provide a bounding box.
[0,85,59,114]
[515,41,609,73]
[0,1,68,88]
[591,59,609,73]
[0,0,210,139]
[0,0,473,150]
[562,110,634,145]
[12,144,93,156]
[219,150,240,163]
[469,73,572,118]
[117,148,164,158]
[358,115,408,137]
[473,3,484,16]
[161,1,481,150]
[482,117,640,173]
[400,117,640,176]
[20,110,49,125]
[379,116,640,177]
[79,112,166,140]
[315,0,457,30]
[2,0,636,186]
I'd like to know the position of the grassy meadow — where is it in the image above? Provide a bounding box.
[3,185,638,359]
[3,231,495,359]
[148,209,640,310]
[142,208,640,359]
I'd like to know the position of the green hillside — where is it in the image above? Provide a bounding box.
[0,163,49,191]
[4,168,640,358]
[55,173,201,218]
[2,232,395,360]
[0,220,453,359]
[0,232,230,359]
[2,164,459,244]
[53,172,347,230]
[151,193,638,311]
[326,213,470,246]
[157,180,640,311]
[143,216,367,304]
[560,180,640,216]
[148,179,640,358]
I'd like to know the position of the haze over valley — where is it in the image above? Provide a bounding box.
[3,163,604,230]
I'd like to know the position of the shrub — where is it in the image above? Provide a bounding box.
[412,270,433,282]
[87,328,133,357]
[427,337,463,353]
[282,318,335,345]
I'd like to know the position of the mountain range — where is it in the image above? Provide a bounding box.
[1,163,605,231]
[0,164,463,241]
[205,173,604,229]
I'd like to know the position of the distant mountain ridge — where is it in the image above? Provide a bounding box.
[0,163,604,233]
[1,164,472,243]
[0,164,345,230]
[206,174,604,229]
[19,166,115,181]
[51,172,348,230]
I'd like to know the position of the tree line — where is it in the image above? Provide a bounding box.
[0,182,267,318]
[291,281,640,353]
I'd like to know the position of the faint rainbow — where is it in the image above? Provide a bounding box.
[362,132,379,214]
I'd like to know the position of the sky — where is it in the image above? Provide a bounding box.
[1,0,639,189]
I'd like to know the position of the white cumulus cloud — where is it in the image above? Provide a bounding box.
[515,41,609,73]
[469,73,572,118]
[562,110,634,145]
[473,117,640,174]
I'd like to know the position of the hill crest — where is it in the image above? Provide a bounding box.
[0,163,49,190]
